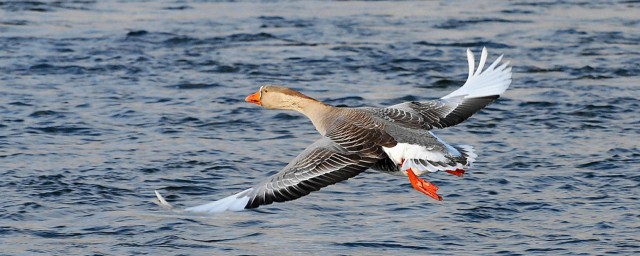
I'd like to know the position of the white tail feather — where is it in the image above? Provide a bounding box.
[443,47,512,99]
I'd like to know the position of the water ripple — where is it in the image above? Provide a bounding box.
[1,0,639,255]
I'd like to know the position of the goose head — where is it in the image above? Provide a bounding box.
[245,85,318,111]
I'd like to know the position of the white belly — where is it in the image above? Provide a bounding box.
[381,132,472,176]
[382,143,446,165]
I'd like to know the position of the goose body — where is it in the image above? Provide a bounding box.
[156,48,512,213]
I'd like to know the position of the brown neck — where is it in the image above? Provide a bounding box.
[292,97,336,135]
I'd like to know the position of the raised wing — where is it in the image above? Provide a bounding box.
[183,137,380,213]
[385,47,512,130]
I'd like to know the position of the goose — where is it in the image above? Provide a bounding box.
[155,47,512,213]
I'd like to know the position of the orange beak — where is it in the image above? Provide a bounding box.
[245,90,261,106]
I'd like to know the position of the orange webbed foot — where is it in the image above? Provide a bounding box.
[406,168,443,201]
[445,169,465,177]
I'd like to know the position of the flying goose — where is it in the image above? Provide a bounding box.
[156,47,512,213]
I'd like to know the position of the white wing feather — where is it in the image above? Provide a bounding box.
[184,188,253,213]
[154,188,253,213]
[443,47,512,99]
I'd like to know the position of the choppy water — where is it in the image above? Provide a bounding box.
[1,0,639,255]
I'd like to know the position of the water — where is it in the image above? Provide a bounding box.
[1,0,639,255]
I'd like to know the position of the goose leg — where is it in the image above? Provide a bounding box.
[445,169,465,177]
[406,168,443,201]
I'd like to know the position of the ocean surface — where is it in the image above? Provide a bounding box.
[1,0,639,255]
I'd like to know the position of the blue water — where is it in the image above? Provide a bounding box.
[1,0,639,255]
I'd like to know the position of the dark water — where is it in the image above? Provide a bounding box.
[1,0,639,255]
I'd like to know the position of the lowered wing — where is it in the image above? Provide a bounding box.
[181,137,380,213]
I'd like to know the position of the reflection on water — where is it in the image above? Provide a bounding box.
[1,0,639,255]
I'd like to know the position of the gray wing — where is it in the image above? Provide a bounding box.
[245,111,398,209]
[184,111,396,213]
[243,136,380,209]
[183,137,382,213]
[378,95,499,130]
[372,47,512,130]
